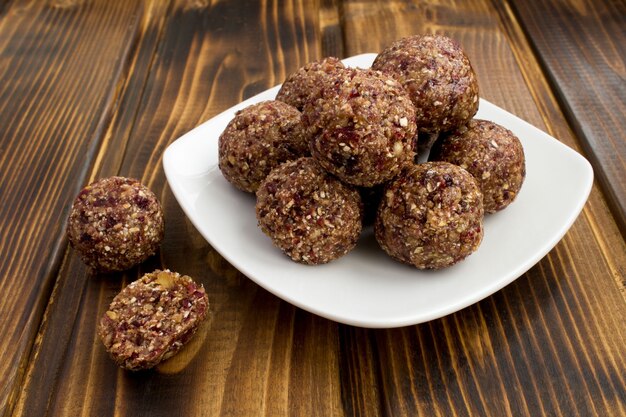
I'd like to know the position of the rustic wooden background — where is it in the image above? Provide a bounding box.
[0,0,624,416]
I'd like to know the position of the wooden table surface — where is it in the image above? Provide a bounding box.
[1,0,625,416]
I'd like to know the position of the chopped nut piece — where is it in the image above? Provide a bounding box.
[156,271,176,289]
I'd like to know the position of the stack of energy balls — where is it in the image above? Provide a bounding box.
[219,34,525,270]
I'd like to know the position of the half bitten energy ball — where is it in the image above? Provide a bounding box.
[275,57,346,111]
[67,176,164,272]
[98,270,209,371]
[218,100,308,193]
[256,157,363,265]
[375,162,484,269]
[302,68,417,187]
[429,119,526,213]
[372,34,479,134]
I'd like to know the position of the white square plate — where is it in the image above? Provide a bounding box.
[163,54,593,328]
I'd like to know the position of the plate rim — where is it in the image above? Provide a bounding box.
[163,53,594,328]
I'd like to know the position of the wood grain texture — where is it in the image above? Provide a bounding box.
[490,0,626,299]
[0,0,143,414]
[508,0,626,236]
[339,0,626,415]
[4,0,626,416]
[319,0,345,59]
[13,0,348,416]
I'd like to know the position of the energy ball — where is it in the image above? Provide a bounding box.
[376,162,484,269]
[372,34,479,134]
[98,270,209,371]
[302,68,417,187]
[256,157,362,265]
[429,119,525,213]
[219,100,308,193]
[276,57,346,111]
[67,176,164,272]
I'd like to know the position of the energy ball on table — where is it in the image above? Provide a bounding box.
[376,162,484,269]
[219,100,308,193]
[302,68,417,187]
[275,57,346,111]
[256,157,362,265]
[429,119,525,213]
[98,269,209,371]
[372,34,479,134]
[67,176,164,272]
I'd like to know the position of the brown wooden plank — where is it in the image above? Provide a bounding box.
[508,0,626,235]
[10,1,626,416]
[9,2,173,415]
[0,0,13,15]
[13,0,353,416]
[339,0,626,416]
[338,326,383,417]
[319,0,345,58]
[0,0,144,414]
